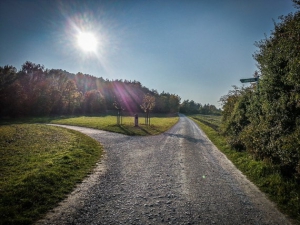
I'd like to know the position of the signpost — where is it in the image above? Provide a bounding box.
[134,114,139,127]
[240,77,259,83]
[240,76,260,91]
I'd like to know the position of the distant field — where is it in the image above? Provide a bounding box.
[0,124,103,224]
[189,114,221,131]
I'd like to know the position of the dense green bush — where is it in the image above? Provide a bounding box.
[220,1,300,180]
[220,86,253,151]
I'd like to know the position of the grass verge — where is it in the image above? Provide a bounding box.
[0,124,103,225]
[189,115,300,224]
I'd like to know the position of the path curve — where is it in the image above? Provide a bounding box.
[37,115,291,225]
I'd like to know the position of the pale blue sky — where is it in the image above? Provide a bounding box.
[0,0,297,107]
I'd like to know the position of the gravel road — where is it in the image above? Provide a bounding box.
[37,115,291,225]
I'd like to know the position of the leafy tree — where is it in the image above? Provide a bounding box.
[169,94,181,113]
[151,91,180,114]
[0,80,28,117]
[179,99,220,115]
[113,94,125,125]
[188,100,200,114]
[140,93,155,125]
[219,86,253,151]
[0,65,18,91]
[62,80,81,114]
[179,100,190,114]
[21,61,45,78]
[251,1,300,175]
[83,90,105,114]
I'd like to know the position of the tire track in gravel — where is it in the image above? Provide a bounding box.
[37,115,291,225]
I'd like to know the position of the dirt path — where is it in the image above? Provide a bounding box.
[37,115,291,225]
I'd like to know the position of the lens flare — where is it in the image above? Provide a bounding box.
[77,32,98,52]
[55,3,123,75]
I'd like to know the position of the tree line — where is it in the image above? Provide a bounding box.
[220,1,300,181]
[0,61,184,117]
[179,99,221,115]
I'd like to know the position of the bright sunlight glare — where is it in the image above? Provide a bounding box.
[77,32,98,52]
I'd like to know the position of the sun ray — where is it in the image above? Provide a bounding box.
[55,7,121,77]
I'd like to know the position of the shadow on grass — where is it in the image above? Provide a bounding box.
[138,126,151,135]
[144,125,161,134]
[120,125,152,136]
[118,125,136,135]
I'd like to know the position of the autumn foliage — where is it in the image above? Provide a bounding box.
[0,62,181,117]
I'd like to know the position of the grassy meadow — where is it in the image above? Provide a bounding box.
[0,124,103,224]
[189,114,299,223]
[50,114,179,136]
[0,113,179,136]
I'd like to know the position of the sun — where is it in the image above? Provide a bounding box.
[77,32,98,52]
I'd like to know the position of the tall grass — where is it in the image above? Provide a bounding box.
[0,124,103,225]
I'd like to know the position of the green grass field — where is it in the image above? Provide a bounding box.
[190,114,300,223]
[0,114,179,136]
[50,114,179,136]
[0,124,103,225]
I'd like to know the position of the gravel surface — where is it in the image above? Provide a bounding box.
[37,115,291,225]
